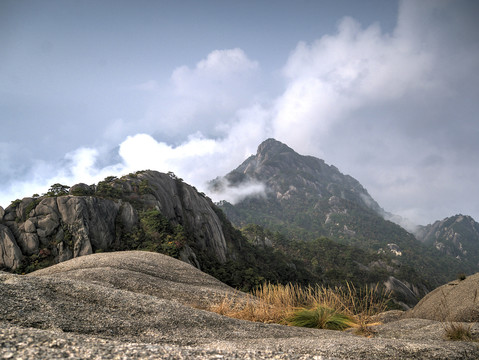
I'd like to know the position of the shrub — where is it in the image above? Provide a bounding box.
[286,306,354,330]
[457,273,467,281]
[45,183,70,197]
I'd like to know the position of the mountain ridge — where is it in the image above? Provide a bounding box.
[210,138,478,289]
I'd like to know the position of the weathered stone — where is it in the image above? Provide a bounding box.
[24,219,36,233]
[14,198,35,220]
[119,202,137,232]
[136,171,228,263]
[56,241,73,263]
[179,244,201,269]
[57,196,120,252]
[0,225,23,270]
[384,276,421,309]
[1,170,248,272]
[17,233,39,255]
[0,251,475,360]
[404,273,479,322]
[36,214,60,238]
[3,209,15,221]
[0,206,4,220]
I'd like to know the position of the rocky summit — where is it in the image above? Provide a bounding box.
[1,251,479,359]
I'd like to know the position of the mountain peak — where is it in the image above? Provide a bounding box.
[212,138,384,216]
[257,138,294,157]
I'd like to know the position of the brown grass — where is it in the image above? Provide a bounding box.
[444,322,473,341]
[206,282,391,334]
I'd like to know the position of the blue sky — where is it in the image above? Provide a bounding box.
[1,0,478,226]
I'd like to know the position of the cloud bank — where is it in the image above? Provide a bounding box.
[1,0,478,227]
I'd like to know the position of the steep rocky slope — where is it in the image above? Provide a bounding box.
[1,251,478,359]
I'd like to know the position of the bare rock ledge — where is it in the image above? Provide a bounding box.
[1,251,478,359]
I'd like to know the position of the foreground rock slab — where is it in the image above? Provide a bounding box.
[1,251,478,359]
[405,273,479,322]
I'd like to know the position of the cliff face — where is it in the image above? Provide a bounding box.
[0,171,230,272]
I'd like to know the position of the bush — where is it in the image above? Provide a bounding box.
[45,183,70,197]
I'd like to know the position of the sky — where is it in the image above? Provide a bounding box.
[1,0,478,227]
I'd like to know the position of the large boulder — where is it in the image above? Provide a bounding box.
[0,225,23,270]
[405,273,479,322]
[29,250,238,306]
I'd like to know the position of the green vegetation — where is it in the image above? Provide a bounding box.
[70,185,94,196]
[9,199,21,208]
[15,251,54,274]
[23,198,41,221]
[45,183,70,197]
[286,306,354,330]
[117,209,186,258]
[95,176,124,198]
[220,191,473,290]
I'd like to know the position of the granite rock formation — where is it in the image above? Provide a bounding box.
[1,251,478,359]
[0,171,231,272]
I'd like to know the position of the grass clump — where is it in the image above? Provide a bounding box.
[285,306,354,330]
[444,322,473,341]
[206,282,391,334]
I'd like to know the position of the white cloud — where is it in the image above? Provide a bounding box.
[2,1,479,227]
[266,0,479,225]
[209,179,266,205]
[143,48,261,139]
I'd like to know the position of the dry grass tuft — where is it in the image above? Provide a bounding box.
[444,322,473,341]
[205,282,391,334]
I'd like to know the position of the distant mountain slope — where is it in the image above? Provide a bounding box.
[416,214,479,268]
[210,139,475,288]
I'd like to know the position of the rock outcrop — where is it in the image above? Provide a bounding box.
[29,251,239,307]
[0,171,232,273]
[0,224,23,270]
